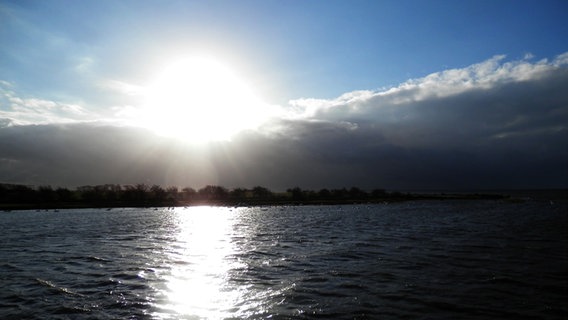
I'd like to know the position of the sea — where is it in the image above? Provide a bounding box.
[1,199,567,319]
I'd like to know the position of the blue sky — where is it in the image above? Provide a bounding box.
[2,0,567,104]
[1,0,567,189]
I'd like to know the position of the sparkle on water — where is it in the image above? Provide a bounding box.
[155,207,241,318]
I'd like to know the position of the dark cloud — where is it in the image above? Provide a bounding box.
[1,54,567,190]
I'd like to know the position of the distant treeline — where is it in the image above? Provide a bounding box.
[0,183,506,210]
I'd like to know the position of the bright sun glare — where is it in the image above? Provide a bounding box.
[139,55,270,142]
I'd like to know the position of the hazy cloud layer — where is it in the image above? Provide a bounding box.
[0,81,94,126]
[0,54,567,190]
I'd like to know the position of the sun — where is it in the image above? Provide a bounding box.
[138,55,270,142]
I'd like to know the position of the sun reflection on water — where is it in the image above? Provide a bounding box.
[154,206,242,319]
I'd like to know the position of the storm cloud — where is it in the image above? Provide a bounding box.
[1,54,567,190]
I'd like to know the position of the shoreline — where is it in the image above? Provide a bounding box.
[0,192,516,211]
[2,189,566,212]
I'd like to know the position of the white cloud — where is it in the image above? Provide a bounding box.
[289,52,568,120]
[100,79,144,96]
[277,51,568,157]
[0,81,93,125]
[553,52,568,66]
[523,52,535,60]
[74,56,95,74]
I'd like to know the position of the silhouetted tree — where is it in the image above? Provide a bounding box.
[166,186,179,200]
[104,184,121,201]
[349,187,367,199]
[331,188,349,199]
[150,185,167,201]
[317,188,331,199]
[252,186,272,198]
[55,187,75,202]
[0,184,36,203]
[230,188,248,199]
[287,187,305,201]
[371,188,387,198]
[121,184,149,202]
[198,185,228,200]
[134,184,149,201]
[38,185,56,202]
[181,187,196,201]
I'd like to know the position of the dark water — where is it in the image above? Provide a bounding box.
[1,200,567,319]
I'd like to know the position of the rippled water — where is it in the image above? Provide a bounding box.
[1,200,567,319]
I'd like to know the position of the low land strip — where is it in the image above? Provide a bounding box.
[1,183,565,211]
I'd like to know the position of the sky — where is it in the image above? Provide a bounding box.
[1,0,567,191]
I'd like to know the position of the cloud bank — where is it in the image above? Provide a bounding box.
[1,53,567,190]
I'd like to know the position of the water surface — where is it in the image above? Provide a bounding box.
[1,200,566,319]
